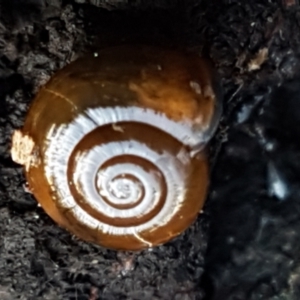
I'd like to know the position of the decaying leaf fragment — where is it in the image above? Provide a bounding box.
[248,48,269,71]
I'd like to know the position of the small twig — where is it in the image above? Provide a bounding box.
[228,81,244,103]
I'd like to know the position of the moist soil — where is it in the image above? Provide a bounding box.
[1,0,300,299]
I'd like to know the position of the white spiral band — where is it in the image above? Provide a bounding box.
[44,106,196,236]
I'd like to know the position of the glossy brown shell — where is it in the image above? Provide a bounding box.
[11,45,222,250]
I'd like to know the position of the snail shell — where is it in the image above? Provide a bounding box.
[11,45,222,250]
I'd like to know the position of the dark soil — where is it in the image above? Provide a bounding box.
[1,0,300,299]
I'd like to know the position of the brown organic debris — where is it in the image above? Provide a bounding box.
[248,48,269,72]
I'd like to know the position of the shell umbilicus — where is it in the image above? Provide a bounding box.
[11,45,222,250]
